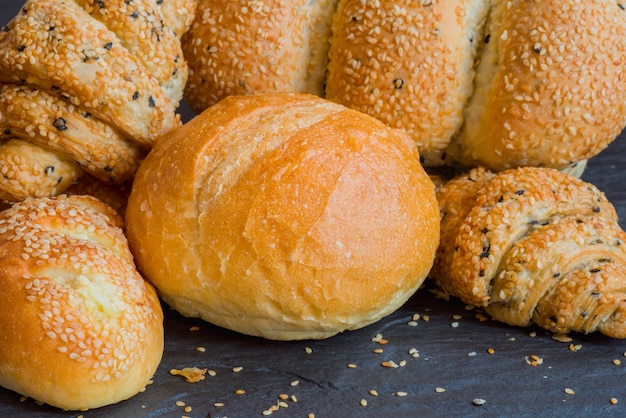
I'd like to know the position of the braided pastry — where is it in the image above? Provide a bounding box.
[433,166,626,338]
[0,195,164,410]
[0,0,195,201]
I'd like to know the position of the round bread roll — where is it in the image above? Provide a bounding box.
[0,195,164,410]
[182,0,340,113]
[126,92,440,340]
[326,0,490,166]
[446,0,626,171]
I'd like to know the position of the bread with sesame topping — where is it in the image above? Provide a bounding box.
[126,92,440,340]
[326,0,491,167]
[433,166,626,338]
[0,195,164,410]
[0,0,196,201]
[446,0,626,171]
[182,0,340,113]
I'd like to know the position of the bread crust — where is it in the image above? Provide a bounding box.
[126,92,440,340]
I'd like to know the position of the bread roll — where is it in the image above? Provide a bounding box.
[126,92,439,340]
[446,0,626,171]
[182,0,339,113]
[0,195,164,410]
[0,0,195,200]
[433,166,626,338]
[326,0,490,166]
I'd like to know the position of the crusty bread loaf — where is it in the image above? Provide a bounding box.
[446,0,626,171]
[0,195,164,410]
[182,0,339,113]
[126,92,440,340]
[0,0,195,200]
[326,0,490,166]
[433,166,626,338]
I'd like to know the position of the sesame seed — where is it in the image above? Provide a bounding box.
[564,388,575,395]
[360,399,368,407]
[232,366,243,372]
[347,363,357,369]
[290,380,299,387]
[613,359,621,366]
[235,389,245,395]
[473,398,487,406]
[435,387,446,393]
[396,391,408,397]
[611,398,618,405]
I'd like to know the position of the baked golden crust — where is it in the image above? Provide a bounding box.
[126,92,440,340]
[433,166,626,338]
[182,0,339,113]
[0,195,164,410]
[326,0,490,166]
[448,0,626,171]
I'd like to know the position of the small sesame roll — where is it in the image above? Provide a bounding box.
[449,0,626,172]
[182,0,338,113]
[326,0,491,166]
[0,195,163,411]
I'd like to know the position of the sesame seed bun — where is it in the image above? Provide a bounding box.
[326,0,490,167]
[0,195,164,410]
[126,92,440,340]
[182,0,340,113]
[447,0,626,171]
[433,166,626,338]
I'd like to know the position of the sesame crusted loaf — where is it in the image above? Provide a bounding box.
[433,166,626,338]
[0,195,164,410]
[182,0,340,113]
[0,0,196,201]
[326,0,490,167]
[446,0,626,171]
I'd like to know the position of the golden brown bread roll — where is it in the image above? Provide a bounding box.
[326,0,490,166]
[446,0,626,171]
[126,92,440,340]
[182,0,339,113]
[433,166,626,338]
[0,195,164,410]
[0,0,196,200]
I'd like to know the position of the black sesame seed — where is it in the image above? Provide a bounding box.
[96,0,105,8]
[82,112,91,118]
[553,272,560,278]
[498,195,504,203]
[533,45,541,53]
[619,3,625,11]
[56,176,63,186]
[591,292,600,297]
[130,11,138,18]
[132,91,139,100]
[53,118,68,131]
[590,268,601,273]
[17,45,26,52]
[549,316,557,323]
[581,312,588,318]
[592,206,601,213]
[481,228,489,234]
[148,96,155,108]
[44,165,55,175]
[104,42,113,50]
[172,68,178,76]
[157,0,164,4]
[104,166,113,172]
[516,189,525,195]
[478,269,485,277]
[484,34,491,43]
[3,129,10,135]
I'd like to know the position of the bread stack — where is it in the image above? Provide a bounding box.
[184,0,626,172]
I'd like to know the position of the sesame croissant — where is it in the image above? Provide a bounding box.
[433,166,626,338]
[0,0,196,201]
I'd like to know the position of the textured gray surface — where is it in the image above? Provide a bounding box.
[1,1,626,417]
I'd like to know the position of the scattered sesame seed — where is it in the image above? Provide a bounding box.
[235,389,246,395]
[189,326,200,331]
[396,391,408,397]
[183,406,192,413]
[175,401,185,407]
[373,348,384,354]
[214,402,224,407]
[278,394,289,401]
[473,398,487,406]
[195,346,206,352]
[451,322,459,328]
[290,380,300,387]
[369,389,378,396]
[347,363,357,369]
[487,348,495,355]
[564,388,575,395]
[613,359,621,366]
[305,347,312,354]
[407,321,418,327]
[435,387,446,393]
[360,399,368,407]
[232,366,243,372]
[611,398,618,405]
